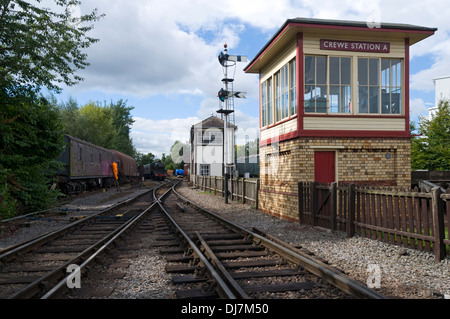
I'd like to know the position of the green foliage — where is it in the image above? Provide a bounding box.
[0,1,103,219]
[0,85,64,218]
[0,0,103,92]
[57,98,136,157]
[236,137,259,159]
[161,141,186,171]
[78,101,117,148]
[136,152,157,167]
[411,99,450,170]
[0,168,18,219]
[57,96,84,137]
[110,99,136,157]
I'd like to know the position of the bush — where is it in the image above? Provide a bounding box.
[0,86,64,218]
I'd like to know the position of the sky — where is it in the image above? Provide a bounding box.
[54,0,450,158]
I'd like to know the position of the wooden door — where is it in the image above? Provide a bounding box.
[314,151,335,183]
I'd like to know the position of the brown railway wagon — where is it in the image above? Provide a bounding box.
[110,150,138,181]
[56,135,138,193]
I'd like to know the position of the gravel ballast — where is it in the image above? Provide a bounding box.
[176,182,450,299]
[1,181,448,299]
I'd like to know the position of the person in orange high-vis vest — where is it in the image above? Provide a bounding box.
[112,161,120,191]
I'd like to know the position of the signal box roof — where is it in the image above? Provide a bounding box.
[245,17,437,74]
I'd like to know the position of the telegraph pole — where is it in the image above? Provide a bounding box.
[217,43,247,203]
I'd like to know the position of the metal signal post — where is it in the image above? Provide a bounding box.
[217,44,247,203]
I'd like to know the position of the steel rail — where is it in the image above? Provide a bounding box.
[250,227,387,299]
[195,231,250,299]
[171,184,387,299]
[1,208,53,224]
[156,189,238,299]
[42,191,162,298]
[42,180,178,299]
[11,208,142,299]
[3,183,167,299]
[0,186,156,261]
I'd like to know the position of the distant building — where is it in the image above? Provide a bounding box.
[189,116,237,180]
[429,75,450,119]
[236,154,260,177]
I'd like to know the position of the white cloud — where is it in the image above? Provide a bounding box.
[410,98,429,121]
[410,43,450,92]
[131,116,199,156]
[73,0,450,98]
[64,0,450,157]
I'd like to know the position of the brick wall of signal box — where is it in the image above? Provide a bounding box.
[258,137,411,221]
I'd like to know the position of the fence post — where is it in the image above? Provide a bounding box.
[347,183,356,238]
[298,182,304,224]
[242,178,246,204]
[255,179,260,210]
[312,181,318,226]
[431,186,445,262]
[330,182,337,231]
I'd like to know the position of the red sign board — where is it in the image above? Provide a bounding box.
[320,39,390,53]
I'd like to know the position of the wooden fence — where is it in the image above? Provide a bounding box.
[298,182,450,261]
[193,175,259,207]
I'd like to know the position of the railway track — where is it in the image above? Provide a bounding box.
[0,179,388,299]
[0,181,174,299]
[156,183,388,299]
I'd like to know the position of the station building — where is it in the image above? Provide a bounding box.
[429,75,450,118]
[244,18,436,221]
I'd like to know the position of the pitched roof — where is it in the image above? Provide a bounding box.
[245,17,437,74]
[192,115,237,129]
[190,115,238,143]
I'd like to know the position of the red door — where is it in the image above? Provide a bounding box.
[314,151,335,183]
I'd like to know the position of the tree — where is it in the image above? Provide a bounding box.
[110,99,136,157]
[0,0,103,92]
[163,140,186,171]
[78,101,117,148]
[236,137,259,160]
[161,153,176,171]
[57,98,136,156]
[0,87,63,218]
[0,1,103,218]
[136,152,157,167]
[56,96,84,137]
[411,99,450,170]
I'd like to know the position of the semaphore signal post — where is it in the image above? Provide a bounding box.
[217,43,247,203]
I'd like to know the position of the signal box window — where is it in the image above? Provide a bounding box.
[260,58,296,127]
[200,164,210,176]
[358,58,402,114]
[304,55,351,113]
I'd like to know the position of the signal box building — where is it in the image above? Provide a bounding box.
[190,115,237,179]
[244,18,436,221]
